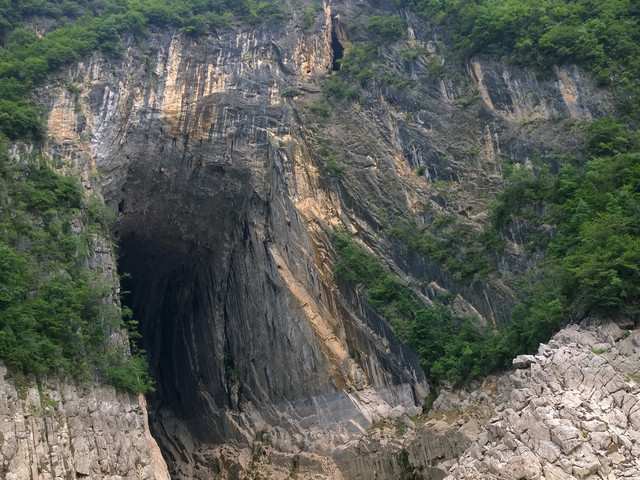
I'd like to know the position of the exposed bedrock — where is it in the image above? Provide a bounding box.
[37,0,614,477]
[77,23,429,476]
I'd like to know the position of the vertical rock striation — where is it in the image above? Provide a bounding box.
[0,364,170,480]
[28,0,618,477]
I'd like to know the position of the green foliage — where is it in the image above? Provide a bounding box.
[332,231,510,384]
[0,148,151,393]
[308,100,331,118]
[390,216,495,280]
[318,142,345,177]
[302,7,317,31]
[367,15,405,44]
[326,13,407,91]
[396,448,424,479]
[337,42,378,83]
[585,116,634,156]
[492,116,640,318]
[426,57,445,78]
[282,86,298,98]
[323,76,357,101]
[423,390,437,413]
[400,46,426,61]
[324,157,345,177]
[399,0,640,119]
[490,165,552,230]
[105,351,155,393]
[0,0,290,139]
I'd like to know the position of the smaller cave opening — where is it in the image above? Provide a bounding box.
[331,28,344,71]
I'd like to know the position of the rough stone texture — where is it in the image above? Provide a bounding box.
[22,0,620,477]
[0,364,170,480]
[327,319,640,480]
[440,319,640,480]
[40,8,432,476]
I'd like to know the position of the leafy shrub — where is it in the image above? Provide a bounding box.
[332,231,509,384]
[282,86,299,98]
[323,76,357,100]
[302,7,316,30]
[324,156,345,176]
[309,100,331,118]
[391,216,495,280]
[105,351,155,393]
[367,15,405,44]
[0,150,151,393]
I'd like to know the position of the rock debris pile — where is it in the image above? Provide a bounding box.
[444,318,640,480]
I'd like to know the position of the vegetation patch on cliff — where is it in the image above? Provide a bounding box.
[0,147,152,392]
[399,0,640,116]
[332,230,513,384]
[390,214,499,280]
[0,0,289,139]
[493,117,640,349]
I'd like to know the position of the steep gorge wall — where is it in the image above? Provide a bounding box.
[41,8,428,477]
[0,364,170,480]
[31,0,615,477]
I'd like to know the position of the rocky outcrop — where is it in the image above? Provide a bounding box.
[0,364,170,480]
[330,318,640,480]
[26,0,619,477]
[325,319,640,480]
[444,318,640,480]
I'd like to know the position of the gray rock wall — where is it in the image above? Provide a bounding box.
[0,364,170,480]
[25,0,620,477]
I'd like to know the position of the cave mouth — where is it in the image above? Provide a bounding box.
[331,26,344,71]
[117,233,202,408]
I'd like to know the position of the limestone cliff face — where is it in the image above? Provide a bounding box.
[32,0,617,478]
[0,364,170,480]
[333,317,640,480]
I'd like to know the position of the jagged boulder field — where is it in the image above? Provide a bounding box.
[331,318,640,480]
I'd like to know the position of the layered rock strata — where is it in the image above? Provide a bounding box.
[28,0,617,477]
[331,319,640,480]
[0,364,170,480]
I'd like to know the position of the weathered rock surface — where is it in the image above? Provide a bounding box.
[441,318,640,480]
[0,364,170,480]
[41,12,431,477]
[327,319,640,480]
[15,0,623,477]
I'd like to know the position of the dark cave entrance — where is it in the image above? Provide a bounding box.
[110,161,262,451]
[116,234,195,413]
[331,27,344,71]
